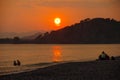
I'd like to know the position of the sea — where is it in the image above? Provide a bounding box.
[0,44,120,75]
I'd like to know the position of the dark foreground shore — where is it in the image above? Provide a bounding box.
[0,59,120,80]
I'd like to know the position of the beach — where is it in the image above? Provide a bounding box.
[0,58,120,80]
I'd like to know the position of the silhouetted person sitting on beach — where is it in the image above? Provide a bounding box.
[13,60,21,66]
[111,56,115,60]
[99,51,110,60]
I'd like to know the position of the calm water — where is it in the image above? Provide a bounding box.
[0,44,120,67]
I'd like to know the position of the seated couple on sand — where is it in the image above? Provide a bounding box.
[98,51,115,60]
[13,60,21,66]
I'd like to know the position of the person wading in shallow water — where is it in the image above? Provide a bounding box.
[17,60,21,66]
[99,51,110,60]
[13,60,21,66]
[13,60,17,66]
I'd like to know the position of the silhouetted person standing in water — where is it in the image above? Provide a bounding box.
[13,60,21,66]
[13,60,17,66]
[17,60,21,66]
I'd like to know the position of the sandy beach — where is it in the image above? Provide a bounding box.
[0,58,120,80]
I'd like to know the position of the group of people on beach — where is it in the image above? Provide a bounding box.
[13,60,21,66]
[98,51,115,60]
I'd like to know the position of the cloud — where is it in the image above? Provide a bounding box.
[7,0,119,9]
[35,0,118,8]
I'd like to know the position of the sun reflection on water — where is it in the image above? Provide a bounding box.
[52,46,62,62]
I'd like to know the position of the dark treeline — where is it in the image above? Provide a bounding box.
[0,18,120,44]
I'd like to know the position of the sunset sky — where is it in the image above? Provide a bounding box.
[0,0,120,33]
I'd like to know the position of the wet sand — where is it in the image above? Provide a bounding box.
[0,59,120,80]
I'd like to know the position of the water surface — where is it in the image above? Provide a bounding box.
[0,44,120,67]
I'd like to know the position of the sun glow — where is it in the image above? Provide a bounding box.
[54,18,61,26]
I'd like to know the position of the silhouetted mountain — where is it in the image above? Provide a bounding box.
[22,32,42,40]
[35,18,120,44]
[0,31,45,38]
[0,18,120,44]
[0,31,45,44]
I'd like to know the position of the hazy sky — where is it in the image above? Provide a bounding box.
[0,0,120,32]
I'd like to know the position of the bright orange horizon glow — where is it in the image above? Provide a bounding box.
[54,18,61,26]
[53,46,62,62]
[0,0,120,33]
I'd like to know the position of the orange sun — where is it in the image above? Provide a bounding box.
[54,18,61,26]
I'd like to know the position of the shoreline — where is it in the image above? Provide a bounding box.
[0,59,95,76]
[0,61,68,76]
[0,59,120,80]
